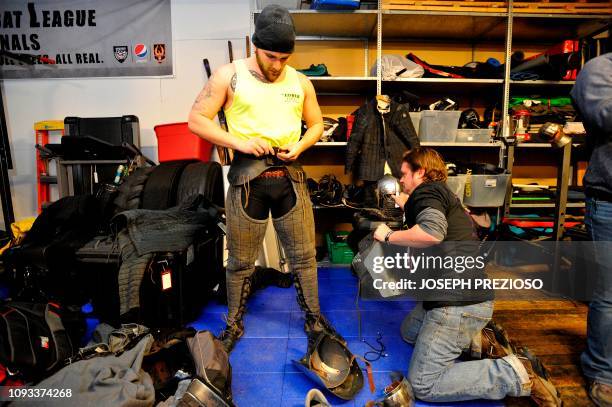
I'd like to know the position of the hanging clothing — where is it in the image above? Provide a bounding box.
[345,97,420,182]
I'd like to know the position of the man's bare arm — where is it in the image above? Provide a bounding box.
[187,65,239,149]
[188,64,273,156]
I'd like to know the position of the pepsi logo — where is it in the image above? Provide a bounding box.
[134,44,148,58]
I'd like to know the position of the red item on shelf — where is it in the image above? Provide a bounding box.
[521,40,579,80]
[154,122,213,162]
[346,115,355,139]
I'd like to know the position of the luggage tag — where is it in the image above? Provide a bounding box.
[159,260,172,291]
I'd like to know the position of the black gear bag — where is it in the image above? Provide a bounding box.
[0,302,74,380]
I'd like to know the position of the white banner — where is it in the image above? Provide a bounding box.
[0,0,172,78]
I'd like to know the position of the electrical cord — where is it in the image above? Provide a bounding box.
[362,331,388,362]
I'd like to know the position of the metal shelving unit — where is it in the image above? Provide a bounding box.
[504,11,606,239]
[250,2,609,239]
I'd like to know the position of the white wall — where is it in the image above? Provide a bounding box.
[1,0,251,226]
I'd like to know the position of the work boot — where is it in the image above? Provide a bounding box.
[219,275,252,353]
[217,321,244,354]
[517,347,562,406]
[588,380,612,407]
[481,320,516,359]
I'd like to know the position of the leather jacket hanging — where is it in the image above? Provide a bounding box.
[345,96,420,181]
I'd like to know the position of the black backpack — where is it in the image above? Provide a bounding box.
[0,302,74,380]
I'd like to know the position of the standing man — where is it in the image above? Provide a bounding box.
[373,148,561,405]
[571,52,612,406]
[188,5,341,352]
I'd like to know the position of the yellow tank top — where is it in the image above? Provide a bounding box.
[225,59,304,148]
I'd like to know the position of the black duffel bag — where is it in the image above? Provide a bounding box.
[0,302,74,381]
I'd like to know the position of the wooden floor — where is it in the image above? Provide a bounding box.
[493,300,593,407]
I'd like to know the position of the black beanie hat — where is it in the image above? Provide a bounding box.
[252,5,296,54]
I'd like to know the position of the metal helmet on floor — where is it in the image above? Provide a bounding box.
[294,333,365,400]
[377,375,415,407]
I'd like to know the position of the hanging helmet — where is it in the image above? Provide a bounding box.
[293,333,364,400]
[376,174,401,207]
[376,174,402,218]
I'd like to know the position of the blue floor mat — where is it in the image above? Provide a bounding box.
[189,266,504,407]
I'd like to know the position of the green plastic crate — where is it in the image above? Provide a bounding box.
[325,231,354,264]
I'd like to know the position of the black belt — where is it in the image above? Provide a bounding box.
[233,151,287,167]
[586,188,612,202]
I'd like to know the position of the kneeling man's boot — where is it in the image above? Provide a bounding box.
[517,347,562,407]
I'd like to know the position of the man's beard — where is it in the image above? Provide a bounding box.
[255,52,281,82]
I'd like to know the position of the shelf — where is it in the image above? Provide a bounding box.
[515,143,553,148]
[511,14,610,43]
[314,142,347,146]
[510,80,576,86]
[382,10,508,41]
[383,77,503,93]
[310,77,376,94]
[515,143,583,148]
[510,202,585,209]
[255,9,608,42]
[421,141,503,147]
[394,78,502,84]
[254,10,378,38]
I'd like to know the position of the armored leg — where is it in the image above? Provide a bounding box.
[272,179,345,345]
[220,185,268,352]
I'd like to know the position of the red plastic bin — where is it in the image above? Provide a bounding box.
[154,122,213,162]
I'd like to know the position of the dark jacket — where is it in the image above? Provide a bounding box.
[405,181,493,310]
[345,98,420,181]
[570,53,612,198]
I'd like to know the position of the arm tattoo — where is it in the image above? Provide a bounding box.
[192,80,213,110]
[249,69,271,83]
[230,73,237,92]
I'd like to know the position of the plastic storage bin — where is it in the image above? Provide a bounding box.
[154,122,213,163]
[456,129,492,143]
[257,0,301,9]
[409,112,421,136]
[325,231,355,264]
[463,173,511,207]
[418,111,461,142]
[311,0,360,10]
[446,175,467,203]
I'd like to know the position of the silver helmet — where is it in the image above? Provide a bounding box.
[294,333,364,400]
[376,174,401,211]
